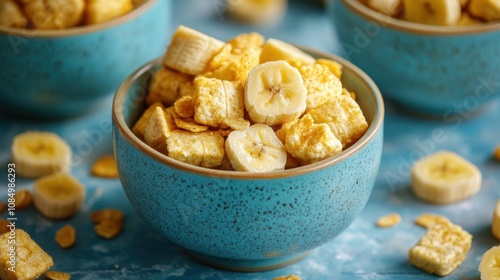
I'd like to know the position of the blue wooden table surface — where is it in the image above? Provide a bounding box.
[1,0,499,279]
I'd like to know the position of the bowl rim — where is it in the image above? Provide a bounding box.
[337,0,500,35]
[112,48,384,179]
[0,0,157,38]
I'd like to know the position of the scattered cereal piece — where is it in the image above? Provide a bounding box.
[491,199,500,240]
[274,275,301,280]
[0,220,10,235]
[285,114,342,165]
[91,209,125,239]
[131,102,165,140]
[308,95,368,148]
[414,213,451,229]
[0,229,54,280]
[94,220,123,239]
[409,222,472,276]
[23,0,85,29]
[45,271,71,280]
[91,155,118,178]
[0,0,28,28]
[493,145,500,162]
[167,131,225,168]
[84,0,134,25]
[0,201,5,213]
[376,213,401,228]
[15,189,32,210]
[55,224,76,249]
[144,107,176,154]
[146,67,194,106]
[193,76,249,130]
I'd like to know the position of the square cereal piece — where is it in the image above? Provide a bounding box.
[227,32,264,53]
[285,114,342,165]
[22,0,85,29]
[0,0,28,28]
[0,229,54,280]
[144,107,176,154]
[299,62,342,110]
[167,131,225,168]
[409,222,472,276]
[146,67,194,106]
[193,76,249,130]
[308,94,368,149]
[131,102,165,140]
[84,0,134,25]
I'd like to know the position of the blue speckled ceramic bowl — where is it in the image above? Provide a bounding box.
[112,49,384,272]
[328,0,500,116]
[0,0,170,119]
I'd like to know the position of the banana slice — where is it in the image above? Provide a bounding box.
[225,124,287,172]
[227,0,287,26]
[12,131,72,178]
[33,173,85,219]
[479,246,500,280]
[163,25,225,75]
[492,199,500,240]
[366,0,402,16]
[403,0,461,26]
[260,38,315,65]
[411,151,482,204]
[245,60,307,126]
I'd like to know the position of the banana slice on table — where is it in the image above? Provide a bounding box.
[366,0,402,16]
[411,151,482,204]
[227,0,287,26]
[12,131,72,178]
[163,25,225,75]
[225,124,287,172]
[260,38,315,65]
[33,173,85,219]
[403,0,461,26]
[479,246,500,280]
[245,60,307,126]
[492,200,500,240]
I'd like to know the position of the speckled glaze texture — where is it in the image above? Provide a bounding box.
[112,52,384,271]
[0,0,170,118]
[329,0,500,115]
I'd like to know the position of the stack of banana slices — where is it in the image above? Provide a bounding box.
[11,131,85,219]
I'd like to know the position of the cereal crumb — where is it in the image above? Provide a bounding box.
[414,213,450,229]
[274,275,301,280]
[55,224,76,249]
[45,271,71,280]
[0,201,5,213]
[91,155,118,178]
[409,222,472,276]
[91,209,124,239]
[376,213,401,228]
[0,220,10,234]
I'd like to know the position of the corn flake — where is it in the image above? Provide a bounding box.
[45,271,71,280]
[146,67,194,106]
[193,76,248,130]
[15,189,32,210]
[376,213,401,228]
[414,213,451,229]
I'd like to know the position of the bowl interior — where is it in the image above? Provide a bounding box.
[113,50,384,178]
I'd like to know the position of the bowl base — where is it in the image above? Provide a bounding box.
[183,249,312,272]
